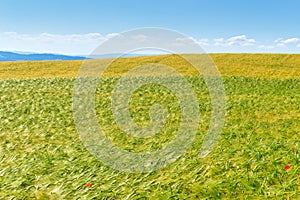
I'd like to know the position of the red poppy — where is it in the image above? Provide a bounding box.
[284,165,291,171]
[84,183,92,187]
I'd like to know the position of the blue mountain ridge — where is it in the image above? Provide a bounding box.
[0,51,158,61]
[0,51,86,61]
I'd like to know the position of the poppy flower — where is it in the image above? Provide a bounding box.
[84,183,92,187]
[284,165,291,171]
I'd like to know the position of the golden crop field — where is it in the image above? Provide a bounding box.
[1,54,300,79]
[0,54,299,199]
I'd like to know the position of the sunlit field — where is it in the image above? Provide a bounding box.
[0,54,299,199]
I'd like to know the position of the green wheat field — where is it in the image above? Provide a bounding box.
[0,54,299,199]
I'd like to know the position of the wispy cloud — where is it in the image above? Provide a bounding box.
[197,35,300,52]
[196,38,210,46]
[212,35,256,47]
[274,37,300,47]
[175,36,199,45]
[1,32,300,54]
[281,38,300,44]
[0,32,117,55]
[258,45,275,49]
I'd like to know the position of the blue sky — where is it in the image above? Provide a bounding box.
[0,0,300,54]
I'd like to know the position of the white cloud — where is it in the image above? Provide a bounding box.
[258,45,275,49]
[213,38,225,46]
[228,35,248,42]
[228,35,256,46]
[3,32,106,42]
[1,32,300,54]
[213,35,256,46]
[274,38,283,43]
[175,36,198,44]
[196,38,209,46]
[176,36,213,47]
[173,36,202,48]
[274,37,300,47]
[282,38,300,44]
[0,32,116,55]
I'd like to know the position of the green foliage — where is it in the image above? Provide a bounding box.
[0,74,299,199]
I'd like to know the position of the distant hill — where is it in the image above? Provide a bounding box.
[0,51,158,61]
[0,51,86,61]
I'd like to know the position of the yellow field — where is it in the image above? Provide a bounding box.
[1,54,300,79]
[1,53,299,198]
